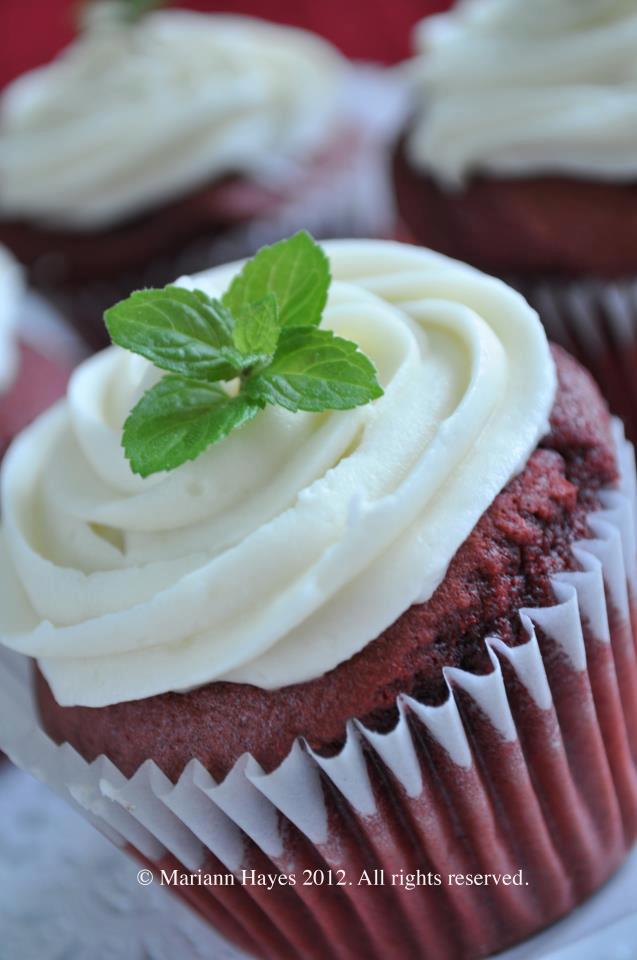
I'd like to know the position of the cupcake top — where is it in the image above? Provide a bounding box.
[407,0,637,185]
[0,246,21,394]
[0,5,344,230]
[0,240,556,707]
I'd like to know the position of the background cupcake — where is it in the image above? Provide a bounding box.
[1,239,636,960]
[0,244,71,460]
[0,2,360,349]
[394,0,637,441]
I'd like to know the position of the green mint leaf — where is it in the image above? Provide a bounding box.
[123,376,261,477]
[105,286,251,382]
[244,326,384,413]
[223,231,330,330]
[117,0,166,22]
[233,293,281,358]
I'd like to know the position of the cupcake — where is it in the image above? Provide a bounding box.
[0,3,353,350]
[394,0,637,441]
[1,237,636,960]
[0,245,71,459]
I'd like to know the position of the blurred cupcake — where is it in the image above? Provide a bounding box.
[0,2,353,349]
[1,238,636,959]
[394,0,637,440]
[0,245,70,460]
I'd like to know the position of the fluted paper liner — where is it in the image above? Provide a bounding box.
[1,419,637,960]
[515,279,637,446]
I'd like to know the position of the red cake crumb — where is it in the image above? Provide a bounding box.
[35,346,617,782]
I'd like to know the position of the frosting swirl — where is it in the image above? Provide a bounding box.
[0,246,21,394]
[0,240,556,707]
[407,0,637,184]
[0,7,344,229]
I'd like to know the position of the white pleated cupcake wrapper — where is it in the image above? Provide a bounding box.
[515,278,637,443]
[1,418,637,960]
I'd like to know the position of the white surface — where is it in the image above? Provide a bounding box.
[500,851,637,960]
[0,763,242,960]
[1,762,636,960]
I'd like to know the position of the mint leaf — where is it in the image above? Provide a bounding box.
[223,231,330,330]
[105,287,251,382]
[233,293,281,358]
[244,326,384,413]
[117,0,166,22]
[123,376,260,477]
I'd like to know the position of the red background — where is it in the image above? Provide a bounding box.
[0,1,453,89]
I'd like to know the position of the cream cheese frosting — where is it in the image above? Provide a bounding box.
[0,5,344,229]
[0,240,556,707]
[0,245,21,394]
[407,0,637,185]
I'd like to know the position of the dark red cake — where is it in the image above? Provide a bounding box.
[36,345,617,780]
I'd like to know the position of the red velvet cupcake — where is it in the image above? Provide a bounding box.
[0,5,354,350]
[1,239,636,960]
[394,0,637,442]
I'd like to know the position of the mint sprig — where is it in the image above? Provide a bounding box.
[78,2,166,34]
[105,231,383,478]
[117,0,165,23]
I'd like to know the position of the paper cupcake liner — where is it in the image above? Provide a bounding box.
[512,277,637,446]
[1,419,636,960]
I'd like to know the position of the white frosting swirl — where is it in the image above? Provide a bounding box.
[0,246,21,394]
[0,6,344,229]
[0,240,556,707]
[408,0,637,184]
